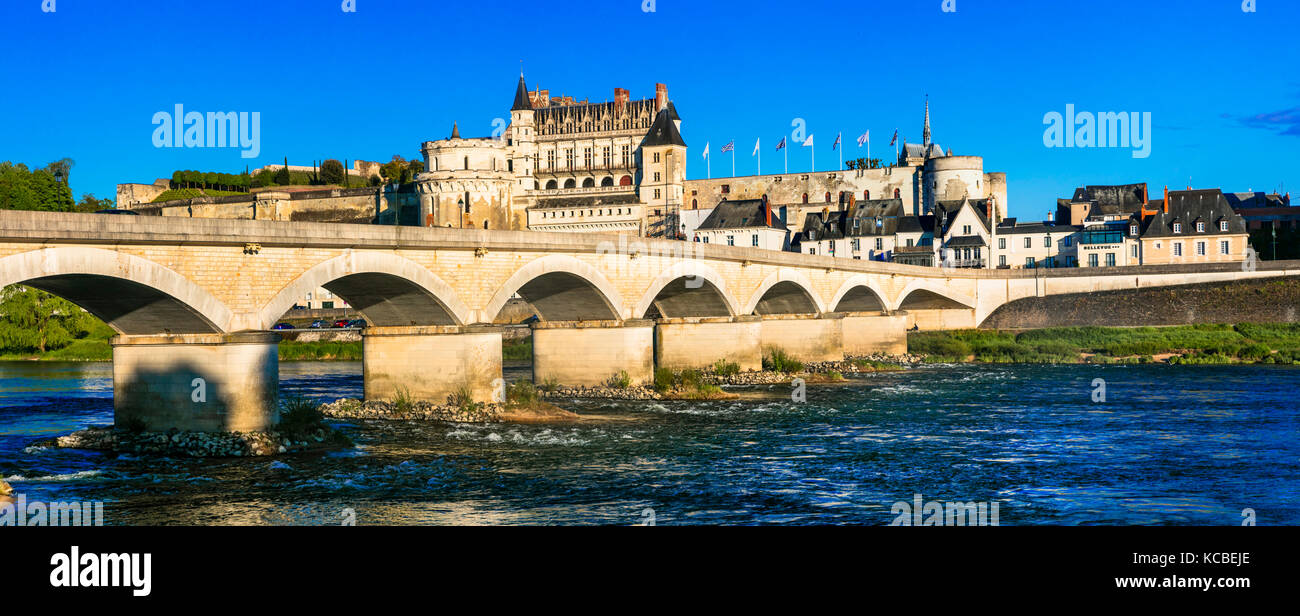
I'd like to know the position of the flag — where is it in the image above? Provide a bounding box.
[803,134,814,148]
[775,137,786,150]
[753,139,760,155]
[889,129,898,146]
[721,141,734,153]
[833,133,842,150]
[703,142,710,159]
[857,131,869,147]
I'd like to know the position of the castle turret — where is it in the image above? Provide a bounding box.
[638,108,688,229]
[508,73,537,197]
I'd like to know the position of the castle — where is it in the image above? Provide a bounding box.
[413,75,1008,240]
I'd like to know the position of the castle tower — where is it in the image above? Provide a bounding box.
[508,73,537,198]
[638,107,688,236]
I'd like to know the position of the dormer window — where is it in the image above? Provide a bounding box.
[1196,222,1205,233]
[1173,223,1183,234]
[1130,224,1138,236]
[1219,220,1229,232]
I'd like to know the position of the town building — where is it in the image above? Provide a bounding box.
[692,197,789,250]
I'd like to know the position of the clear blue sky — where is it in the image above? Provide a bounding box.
[2,0,1296,220]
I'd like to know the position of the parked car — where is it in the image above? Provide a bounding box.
[271,323,294,331]
[346,319,367,329]
[333,319,352,328]
[94,209,139,215]
[308,320,329,329]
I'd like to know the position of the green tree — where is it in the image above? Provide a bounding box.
[320,159,345,186]
[0,285,98,353]
[75,193,113,213]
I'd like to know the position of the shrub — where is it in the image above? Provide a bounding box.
[506,381,539,405]
[763,347,804,374]
[448,385,482,412]
[604,370,633,389]
[540,377,560,394]
[390,386,415,414]
[712,360,741,377]
[278,397,324,436]
[653,367,675,393]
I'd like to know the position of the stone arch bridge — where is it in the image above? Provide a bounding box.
[1,211,1290,432]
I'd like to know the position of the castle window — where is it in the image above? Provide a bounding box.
[464,157,469,170]
[546,180,557,190]
[565,149,574,168]
[864,190,870,200]
[654,172,661,182]
[653,152,661,163]
[802,193,809,204]
[825,192,832,203]
[564,179,576,189]
[601,177,614,187]
[692,199,697,208]
[620,175,633,186]
[894,188,901,198]
[721,185,730,194]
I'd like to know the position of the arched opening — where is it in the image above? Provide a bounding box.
[894,188,901,199]
[545,179,558,190]
[600,177,614,187]
[833,286,887,313]
[564,178,576,189]
[802,193,809,204]
[752,281,818,315]
[864,189,870,200]
[691,199,697,208]
[897,289,972,310]
[319,272,460,326]
[619,175,633,186]
[641,277,733,319]
[825,192,832,203]
[15,275,222,335]
[582,177,596,188]
[511,272,620,321]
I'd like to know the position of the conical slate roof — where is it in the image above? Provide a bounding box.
[641,108,686,148]
[511,74,532,111]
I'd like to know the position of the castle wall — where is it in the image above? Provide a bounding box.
[684,166,921,217]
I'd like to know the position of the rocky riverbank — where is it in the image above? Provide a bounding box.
[36,425,349,458]
[320,398,583,423]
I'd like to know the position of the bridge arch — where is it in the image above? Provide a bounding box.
[828,276,891,313]
[259,252,472,329]
[892,279,976,311]
[743,270,826,315]
[633,261,740,319]
[0,247,233,335]
[483,254,624,322]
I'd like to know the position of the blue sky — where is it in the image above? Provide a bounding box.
[1,0,1297,220]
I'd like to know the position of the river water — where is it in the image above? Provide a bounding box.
[2,361,1297,525]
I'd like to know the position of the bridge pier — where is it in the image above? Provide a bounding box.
[363,325,503,404]
[906,308,977,331]
[654,316,762,373]
[842,311,909,356]
[112,332,280,433]
[759,313,845,363]
[532,320,654,388]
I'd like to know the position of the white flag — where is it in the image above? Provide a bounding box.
[803,134,814,148]
[703,142,710,159]
[752,138,760,156]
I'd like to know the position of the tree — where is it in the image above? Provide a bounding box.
[274,157,291,186]
[0,286,98,353]
[320,159,346,186]
[75,193,112,213]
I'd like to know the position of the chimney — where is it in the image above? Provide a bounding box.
[614,88,629,113]
[537,89,550,106]
[763,194,771,227]
[1163,185,1169,214]
[1047,211,1055,223]
[655,83,668,113]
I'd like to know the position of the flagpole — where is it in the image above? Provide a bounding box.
[731,146,735,178]
[839,134,843,171]
[758,142,761,176]
[784,144,787,174]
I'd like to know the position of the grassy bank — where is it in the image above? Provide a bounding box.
[908,323,1300,365]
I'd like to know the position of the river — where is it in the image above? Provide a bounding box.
[2,361,1297,525]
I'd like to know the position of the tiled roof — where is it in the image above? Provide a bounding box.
[697,199,785,231]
